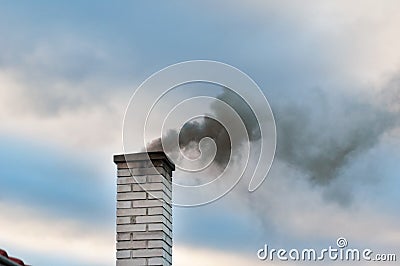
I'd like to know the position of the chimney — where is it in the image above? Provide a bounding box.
[113,152,175,266]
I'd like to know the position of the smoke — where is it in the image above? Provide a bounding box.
[275,88,398,185]
[272,79,399,205]
[146,76,400,204]
[146,89,261,170]
[146,118,231,168]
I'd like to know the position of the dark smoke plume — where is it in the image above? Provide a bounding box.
[275,92,398,185]
[147,80,400,193]
[146,89,261,171]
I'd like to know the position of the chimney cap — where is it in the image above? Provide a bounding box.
[113,151,175,171]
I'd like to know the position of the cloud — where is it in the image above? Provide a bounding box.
[0,42,130,116]
[230,158,400,250]
[173,244,265,266]
[0,135,115,224]
[0,70,127,153]
[218,0,400,83]
[0,201,114,266]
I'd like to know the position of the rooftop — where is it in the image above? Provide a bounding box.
[0,249,26,266]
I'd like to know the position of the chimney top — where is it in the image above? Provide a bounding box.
[113,151,175,171]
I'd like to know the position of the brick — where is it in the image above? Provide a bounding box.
[117,208,146,217]
[147,175,164,183]
[117,192,147,201]
[147,207,172,220]
[117,184,131,192]
[136,215,163,223]
[131,232,165,241]
[136,216,172,230]
[117,224,146,233]
[146,176,172,191]
[148,191,171,201]
[164,235,172,246]
[117,258,146,266]
[117,232,131,241]
[119,167,167,177]
[117,201,131,209]
[148,257,170,266]
[117,176,146,184]
[132,248,164,258]
[116,250,130,259]
[117,169,133,177]
[132,199,164,208]
[166,252,172,264]
[160,178,172,191]
[132,183,165,192]
[148,240,171,253]
[148,223,171,235]
[117,240,147,250]
[116,217,131,225]
[164,188,172,199]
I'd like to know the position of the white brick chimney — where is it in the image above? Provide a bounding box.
[114,152,175,266]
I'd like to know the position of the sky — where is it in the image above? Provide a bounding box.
[0,1,399,265]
